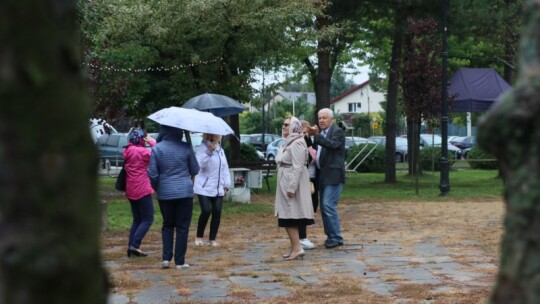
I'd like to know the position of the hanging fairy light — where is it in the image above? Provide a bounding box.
[83,57,223,73]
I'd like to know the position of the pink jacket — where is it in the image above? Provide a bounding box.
[123,139,156,200]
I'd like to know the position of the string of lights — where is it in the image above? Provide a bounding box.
[82,57,223,73]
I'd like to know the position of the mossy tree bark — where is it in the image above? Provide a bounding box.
[0,1,108,303]
[478,1,540,302]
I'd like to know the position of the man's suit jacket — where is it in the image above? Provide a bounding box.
[315,124,345,186]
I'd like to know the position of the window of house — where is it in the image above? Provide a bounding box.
[348,102,362,113]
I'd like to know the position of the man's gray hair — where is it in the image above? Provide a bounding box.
[318,108,334,118]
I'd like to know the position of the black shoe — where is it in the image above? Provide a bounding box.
[324,240,344,249]
[324,241,339,249]
[128,249,148,257]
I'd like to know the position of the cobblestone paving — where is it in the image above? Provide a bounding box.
[105,201,501,304]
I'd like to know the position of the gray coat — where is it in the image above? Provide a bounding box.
[148,126,200,200]
[274,133,314,220]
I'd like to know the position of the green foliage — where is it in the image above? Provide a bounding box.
[345,143,385,173]
[240,111,263,134]
[81,0,316,120]
[467,147,499,170]
[351,113,372,137]
[419,147,461,172]
[224,142,260,162]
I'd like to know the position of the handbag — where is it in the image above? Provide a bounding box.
[115,167,127,191]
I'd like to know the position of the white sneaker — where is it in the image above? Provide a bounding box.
[161,261,170,269]
[209,241,220,247]
[195,238,204,246]
[300,239,316,250]
[176,264,190,269]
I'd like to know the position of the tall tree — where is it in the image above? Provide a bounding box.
[401,17,442,176]
[477,1,540,302]
[281,0,366,122]
[0,0,108,303]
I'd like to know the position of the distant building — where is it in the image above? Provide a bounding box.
[330,80,385,115]
[265,91,316,111]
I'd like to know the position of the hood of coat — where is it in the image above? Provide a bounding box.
[156,125,183,142]
[283,132,304,147]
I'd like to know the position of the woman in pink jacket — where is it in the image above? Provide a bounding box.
[124,129,156,257]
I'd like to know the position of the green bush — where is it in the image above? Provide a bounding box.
[466,147,498,169]
[345,143,385,173]
[224,142,260,162]
[419,147,462,171]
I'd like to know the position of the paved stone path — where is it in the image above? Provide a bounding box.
[105,201,500,303]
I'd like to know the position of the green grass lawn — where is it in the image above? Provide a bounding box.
[100,169,504,231]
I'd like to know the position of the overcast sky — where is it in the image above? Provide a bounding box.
[250,63,371,92]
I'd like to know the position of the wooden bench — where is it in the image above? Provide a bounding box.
[229,160,277,191]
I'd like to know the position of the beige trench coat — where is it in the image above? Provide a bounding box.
[274,134,314,220]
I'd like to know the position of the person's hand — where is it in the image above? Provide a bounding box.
[308,125,319,136]
[287,191,295,198]
[208,141,218,152]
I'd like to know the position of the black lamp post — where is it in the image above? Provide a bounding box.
[439,0,451,196]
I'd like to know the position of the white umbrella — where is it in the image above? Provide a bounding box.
[148,107,234,135]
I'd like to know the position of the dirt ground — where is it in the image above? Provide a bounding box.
[101,192,504,304]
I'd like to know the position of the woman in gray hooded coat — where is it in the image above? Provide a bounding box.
[148,125,200,269]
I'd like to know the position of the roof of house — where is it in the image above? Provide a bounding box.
[274,91,316,104]
[330,80,370,104]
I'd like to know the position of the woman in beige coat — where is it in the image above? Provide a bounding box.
[275,116,315,261]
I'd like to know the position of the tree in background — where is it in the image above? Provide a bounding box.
[401,17,442,177]
[0,0,107,303]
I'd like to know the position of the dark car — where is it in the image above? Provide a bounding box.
[450,136,476,150]
[368,136,409,162]
[96,133,129,167]
[244,133,281,151]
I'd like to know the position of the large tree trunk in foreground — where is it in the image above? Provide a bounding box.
[0,1,108,303]
[478,1,540,302]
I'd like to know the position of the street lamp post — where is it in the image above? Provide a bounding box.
[439,0,451,196]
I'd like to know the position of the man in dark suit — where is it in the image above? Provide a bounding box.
[309,108,345,249]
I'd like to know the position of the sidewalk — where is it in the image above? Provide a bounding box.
[103,200,502,304]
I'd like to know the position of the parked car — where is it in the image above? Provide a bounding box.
[265,137,284,160]
[347,136,373,145]
[244,133,281,151]
[449,136,476,150]
[367,136,409,162]
[415,134,463,159]
[96,133,129,167]
[149,132,204,149]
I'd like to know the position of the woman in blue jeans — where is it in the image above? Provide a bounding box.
[148,125,200,269]
[193,133,231,247]
[124,128,156,257]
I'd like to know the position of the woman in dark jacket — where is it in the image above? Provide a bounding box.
[148,125,200,269]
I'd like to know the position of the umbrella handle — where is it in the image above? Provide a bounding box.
[184,130,192,145]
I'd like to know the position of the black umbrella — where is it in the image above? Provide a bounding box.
[182,93,247,117]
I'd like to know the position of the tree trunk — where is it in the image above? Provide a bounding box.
[384,11,405,183]
[314,14,333,123]
[478,2,540,302]
[0,1,108,303]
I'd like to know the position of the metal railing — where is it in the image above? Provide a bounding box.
[345,142,378,174]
